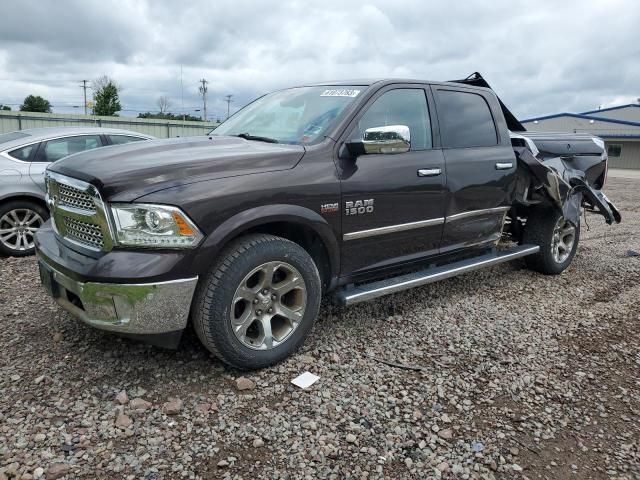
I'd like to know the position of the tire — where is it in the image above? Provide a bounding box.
[192,234,322,369]
[0,200,49,257]
[523,207,580,275]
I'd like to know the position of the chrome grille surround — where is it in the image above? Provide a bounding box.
[45,171,114,252]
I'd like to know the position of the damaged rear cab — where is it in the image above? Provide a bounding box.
[511,131,621,227]
[454,72,621,237]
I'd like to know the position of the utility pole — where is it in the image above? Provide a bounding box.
[224,94,233,119]
[198,78,208,121]
[80,80,89,115]
[180,65,185,123]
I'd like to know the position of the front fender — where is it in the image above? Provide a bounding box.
[193,204,340,280]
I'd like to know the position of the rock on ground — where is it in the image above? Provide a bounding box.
[161,398,183,415]
[235,377,255,391]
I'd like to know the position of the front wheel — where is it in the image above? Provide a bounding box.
[0,200,49,257]
[523,208,580,275]
[192,234,322,369]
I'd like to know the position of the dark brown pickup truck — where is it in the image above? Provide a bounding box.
[35,73,620,369]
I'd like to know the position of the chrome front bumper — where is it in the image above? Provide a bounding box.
[38,257,198,335]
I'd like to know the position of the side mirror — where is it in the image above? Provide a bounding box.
[346,125,411,157]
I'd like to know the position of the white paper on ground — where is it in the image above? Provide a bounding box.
[291,371,320,389]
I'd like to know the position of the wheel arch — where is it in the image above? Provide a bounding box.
[0,193,48,214]
[0,192,47,207]
[197,204,340,290]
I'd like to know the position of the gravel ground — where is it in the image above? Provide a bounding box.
[1,177,639,480]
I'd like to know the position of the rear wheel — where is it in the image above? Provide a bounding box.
[0,200,48,257]
[523,207,579,275]
[192,234,321,369]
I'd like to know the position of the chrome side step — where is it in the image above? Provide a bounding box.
[335,244,540,306]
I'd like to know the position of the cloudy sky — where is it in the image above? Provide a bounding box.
[1,0,639,121]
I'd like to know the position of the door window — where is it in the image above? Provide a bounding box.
[355,89,432,151]
[8,143,37,161]
[436,90,498,148]
[38,135,103,162]
[108,135,146,145]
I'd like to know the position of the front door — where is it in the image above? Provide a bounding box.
[29,135,106,191]
[338,86,447,276]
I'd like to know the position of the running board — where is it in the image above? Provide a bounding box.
[335,244,540,306]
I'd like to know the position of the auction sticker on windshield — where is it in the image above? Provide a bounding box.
[320,89,360,97]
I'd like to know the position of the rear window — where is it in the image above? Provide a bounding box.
[436,90,498,148]
[108,135,146,145]
[0,132,30,144]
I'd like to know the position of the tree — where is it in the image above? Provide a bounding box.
[92,75,121,116]
[137,112,203,122]
[0,105,11,111]
[19,95,51,113]
[157,96,172,114]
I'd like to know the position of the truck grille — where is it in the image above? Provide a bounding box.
[58,183,96,212]
[45,172,114,252]
[63,217,105,249]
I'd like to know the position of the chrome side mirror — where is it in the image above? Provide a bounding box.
[362,125,410,154]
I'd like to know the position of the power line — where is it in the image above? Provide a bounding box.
[198,79,208,121]
[0,101,218,112]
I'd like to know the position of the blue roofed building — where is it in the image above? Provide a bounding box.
[521,103,640,170]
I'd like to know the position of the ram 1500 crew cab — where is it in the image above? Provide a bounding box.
[35,73,620,369]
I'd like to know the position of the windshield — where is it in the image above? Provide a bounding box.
[211,86,364,144]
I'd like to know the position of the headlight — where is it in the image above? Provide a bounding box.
[110,204,203,249]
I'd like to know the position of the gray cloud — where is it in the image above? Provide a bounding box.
[1,0,639,121]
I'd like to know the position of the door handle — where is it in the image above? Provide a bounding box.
[418,168,442,177]
[495,162,513,170]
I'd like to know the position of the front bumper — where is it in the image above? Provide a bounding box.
[38,259,198,335]
[35,225,198,337]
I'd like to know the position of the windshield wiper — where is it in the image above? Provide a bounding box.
[234,133,279,144]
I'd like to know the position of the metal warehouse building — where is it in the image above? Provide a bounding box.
[521,104,640,170]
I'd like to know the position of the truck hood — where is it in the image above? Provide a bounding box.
[48,136,306,201]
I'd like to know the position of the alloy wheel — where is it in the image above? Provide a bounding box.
[231,261,307,350]
[551,217,576,264]
[0,208,44,252]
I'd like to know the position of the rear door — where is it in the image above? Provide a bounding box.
[433,87,516,252]
[338,85,447,276]
[29,135,105,191]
